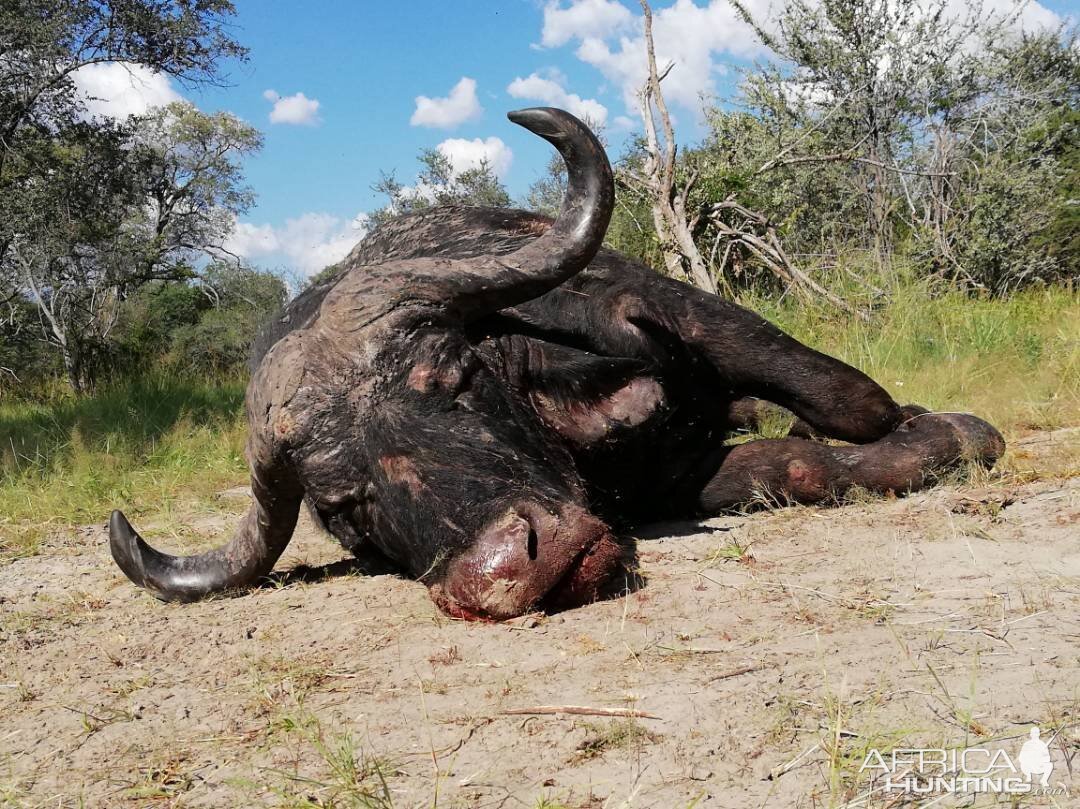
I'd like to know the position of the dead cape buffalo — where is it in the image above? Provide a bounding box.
[109,107,1005,620]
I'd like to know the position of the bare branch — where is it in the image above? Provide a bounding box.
[633,0,717,294]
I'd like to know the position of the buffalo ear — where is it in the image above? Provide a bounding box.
[520,341,666,446]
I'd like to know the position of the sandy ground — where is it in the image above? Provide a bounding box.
[1,430,1078,809]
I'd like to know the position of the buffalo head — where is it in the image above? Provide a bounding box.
[109,108,626,620]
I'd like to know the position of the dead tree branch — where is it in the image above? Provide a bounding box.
[618,0,866,316]
[705,201,870,321]
[618,0,717,294]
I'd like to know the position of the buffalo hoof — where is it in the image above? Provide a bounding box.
[894,408,1006,467]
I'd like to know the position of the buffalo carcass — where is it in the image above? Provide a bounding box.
[108,108,1004,620]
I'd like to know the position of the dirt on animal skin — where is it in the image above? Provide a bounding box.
[1,430,1078,808]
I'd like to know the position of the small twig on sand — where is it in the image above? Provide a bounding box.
[500,705,661,720]
[60,705,108,724]
[708,663,772,683]
[767,742,821,780]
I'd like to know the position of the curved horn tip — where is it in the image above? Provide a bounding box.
[506,106,545,123]
[507,107,578,137]
[109,509,148,587]
[108,505,154,587]
[109,509,184,602]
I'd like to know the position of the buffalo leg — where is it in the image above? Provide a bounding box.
[696,411,1005,513]
[623,279,905,443]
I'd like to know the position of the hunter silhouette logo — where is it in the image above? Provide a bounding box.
[1018,727,1053,787]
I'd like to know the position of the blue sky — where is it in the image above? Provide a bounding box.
[72,0,1077,277]
[195,2,584,221]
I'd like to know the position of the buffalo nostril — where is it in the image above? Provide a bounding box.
[526,524,538,560]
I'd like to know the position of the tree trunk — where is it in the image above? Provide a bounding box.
[650,202,681,276]
[671,193,715,292]
[62,348,85,394]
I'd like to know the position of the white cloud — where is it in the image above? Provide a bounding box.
[225,221,278,258]
[541,0,634,47]
[436,136,513,178]
[226,212,368,276]
[71,62,182,119]
[966,0,1063,34]
[263,89,322,126]
[410,77,483,129]
[507,72,609,126]
[571,0,776,112]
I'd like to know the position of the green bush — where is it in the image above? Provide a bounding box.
[113,282,211,370]
[168,305,264,373]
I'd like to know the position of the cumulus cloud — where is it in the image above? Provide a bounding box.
[541,0,634,47]
[225,221,278,258]
[410,77,483,129]
[225,212,368,276]
[71,62,182,119]
[263,89,322,126]
[436,136,513,178]
[506,72,608,126]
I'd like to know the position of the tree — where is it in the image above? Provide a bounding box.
[730,0,1025,262]
[614,1,860,315]
[0,0,246,253]
[6,124,142,391]
[5,104,260,391]
[728,0,1079,290]
[369,148,511,227]
[0,297,56,387]
[0,0,248,390]
[1028,109,1080,278]
[617,0,716,293]
[127,102,262,281]
[0,0,245,149]
[921,30,1080,290]
[115,262,286,375]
